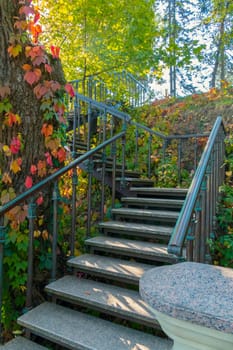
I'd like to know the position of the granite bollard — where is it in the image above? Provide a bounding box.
[140,262,233,350]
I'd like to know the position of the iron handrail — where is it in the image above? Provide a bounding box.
[168,116,225,257]
[0,132,125,217]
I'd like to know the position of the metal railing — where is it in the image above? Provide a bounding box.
[168,116,226,262]
[0,93,224,340]
[0,131,126,340]
[69,70,149,108]
[67,92,209,185]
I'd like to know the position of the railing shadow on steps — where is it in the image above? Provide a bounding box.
[168,116,226,262]
[0,91,225,341]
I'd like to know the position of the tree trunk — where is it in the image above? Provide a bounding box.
[0,0,65,194]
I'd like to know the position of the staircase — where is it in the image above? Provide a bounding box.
[4,181,186,349]
[0,89,226,348]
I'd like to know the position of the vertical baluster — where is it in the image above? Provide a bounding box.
[205,165,212,263]
[71,167,78,258]
[194,196,202,262]
[177,138,182,185]
[100,110,107,221]
[52,182,59,281]
[121,123,126,190]
[186,218,195,262]
[194,137,198,171]
[200,179,207,263]
[26,200,36,310]
[0,219,6,343]
[87,103,91,151]
[73,96,78,152]
[148,134,152,178]
[111,141,117,209]
[87,157,93,239]
[135,127,139,169]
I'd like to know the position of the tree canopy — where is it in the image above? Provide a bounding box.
[39,0,158,81]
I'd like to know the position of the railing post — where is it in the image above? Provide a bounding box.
[148,134,152,178]
[87,157,94,239]
[26,200,36,311]
[71,167,78,258]
[111,141,117,209]
[0,220,6,344]
[51,182,59,281]
[121,123,127,190]
[134,127,139,169]
[177,138,182,185]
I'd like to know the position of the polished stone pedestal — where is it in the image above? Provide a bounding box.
[140,262,233,350]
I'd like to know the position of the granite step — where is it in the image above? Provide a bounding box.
[111,207,180,223]
[68,254,154,285]
[130,187,188,198]
[0,337,47,350]
[121,197,184,209]
[45,275,160,328]
[99,220,173,240]
[85,236,178,263]
[17,302,173,350]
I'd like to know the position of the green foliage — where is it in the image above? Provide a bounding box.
[39,0,158,81]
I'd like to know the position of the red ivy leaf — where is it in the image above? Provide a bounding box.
[30,164,37,175]
[50,46,60,59]
[10,137,21,154]
[24,68,41,85]
[65,83,75,98]
[25,176,33,189]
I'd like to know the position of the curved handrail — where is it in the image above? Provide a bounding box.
[168,116,225,257]
[0,132,125,217]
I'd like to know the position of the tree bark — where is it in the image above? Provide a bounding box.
[0,1,65,194]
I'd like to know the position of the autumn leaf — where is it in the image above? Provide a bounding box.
[65,83,75,98]
[57,147,66,163]
[5,112,21,127]
[25,176,33,189]
[0,86,11,99]
[8,44,22,57]
[41,123,53,137]
[45,136,60,151]
[19,5,35,16]
[22,64,32,71]
[45,64,53,74]
[3,145,12,157]
[34,83,50,99]
[10,136,21,154]
[2,172,12,185]
[37,160,47,177]
[45,152,53,166]
[36,195,44,205]
[10,158,22,174]
[30,164,37,175]
[50,45,60,59]
[24,68,42,85]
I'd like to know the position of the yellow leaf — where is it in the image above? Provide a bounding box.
[3,145,12,156]
[226,171,232,177]
[8,44,22,58]
[10,159,22,174]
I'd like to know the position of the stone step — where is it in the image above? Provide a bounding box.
[121,197,184,209]
[97,168,141,178]
[116,178,155,187]
[111,207,179,223]
[68,254,154,285]
[17,302,173,350]
[85,236,177,263]
[130,187,188,199]
[99,220,173,240]
[0,337,47,349]
[45,275,160,328]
